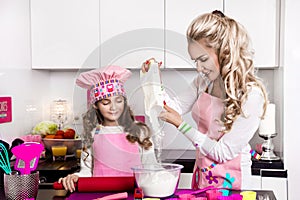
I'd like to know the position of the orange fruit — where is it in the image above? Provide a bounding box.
[54,135,64,139]
[45,134,55,139]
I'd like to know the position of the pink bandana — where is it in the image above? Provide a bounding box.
[91,79,125,103]
[76,66,131,104]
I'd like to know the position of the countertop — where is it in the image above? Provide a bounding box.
[161,149,285,176]
[0,188,278,200]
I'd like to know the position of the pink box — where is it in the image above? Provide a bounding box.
[134,115,145,123]
[0,97,12,123]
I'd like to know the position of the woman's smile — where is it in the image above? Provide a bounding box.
[188,39,220,82]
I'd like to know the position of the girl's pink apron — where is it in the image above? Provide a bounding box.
[92,132,141,177]
[191,92,241,190]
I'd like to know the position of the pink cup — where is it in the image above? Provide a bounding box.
[206,190,222,200]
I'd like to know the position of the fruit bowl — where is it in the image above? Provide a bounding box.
[42,138,82,155]
[131,163,183,198]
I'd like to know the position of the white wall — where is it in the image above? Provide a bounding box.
[0,0,50,142]
[283,0,300,199]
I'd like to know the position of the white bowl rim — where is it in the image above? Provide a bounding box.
[131,163,183,172]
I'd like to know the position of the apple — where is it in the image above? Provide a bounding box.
[63,128,75,139]
[55,130,65,136]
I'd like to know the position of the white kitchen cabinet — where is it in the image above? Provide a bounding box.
[178,173,193,189]
[165,0,223,68]
[30,0,99,69]
[99,0,164,69]
[250,175,261,190]
[261,169,288,200]
[224,0,280,68]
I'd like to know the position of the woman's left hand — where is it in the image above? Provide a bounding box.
[159,104,183,128]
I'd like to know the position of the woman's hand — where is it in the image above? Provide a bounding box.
[159,104,183,128]
[58,174,79,193]
[141,58,162,73]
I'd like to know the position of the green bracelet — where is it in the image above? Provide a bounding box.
[178,122,192,134]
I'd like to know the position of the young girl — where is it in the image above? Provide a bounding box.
[141,10,268,190]
[58,65,157,192]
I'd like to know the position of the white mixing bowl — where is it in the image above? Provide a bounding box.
[131,163,183,198]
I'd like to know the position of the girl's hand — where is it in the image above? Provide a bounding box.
[141,58,162,73]
[159,104,183,128]
[58,174,79,193]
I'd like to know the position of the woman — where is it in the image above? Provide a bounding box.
[141,10,268,190]
[59,65,157,192]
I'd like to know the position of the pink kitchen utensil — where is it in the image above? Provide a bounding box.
[178,193,195,200]
[92,192,128,200]
[11,142,44,174]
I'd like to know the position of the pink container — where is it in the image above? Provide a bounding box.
[179,194,195,200]
[206,190,222,200]
[219,189,229,196]
[134,115,145,123]
[217,196,234,200]
[230,194,243,200]
[192,197,207,200]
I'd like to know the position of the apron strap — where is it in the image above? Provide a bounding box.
[192,166,200,190]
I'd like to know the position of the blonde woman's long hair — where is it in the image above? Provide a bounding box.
[187,11,268,132]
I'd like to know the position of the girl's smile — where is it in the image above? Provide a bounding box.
[95,95,125,126]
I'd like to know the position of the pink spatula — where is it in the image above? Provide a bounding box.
[11,142,44,174]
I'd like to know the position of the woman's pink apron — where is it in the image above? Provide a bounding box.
[191,92,241,190]
[92,132,141,177]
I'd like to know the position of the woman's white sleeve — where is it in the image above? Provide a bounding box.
[178,87,264,163]
[74,147,92,177]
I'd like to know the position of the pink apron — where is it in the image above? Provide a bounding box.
[92,131,141,177]
[191,92,241,190]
